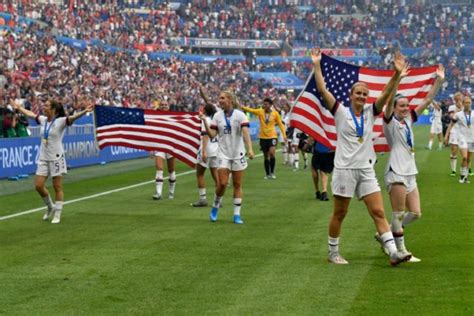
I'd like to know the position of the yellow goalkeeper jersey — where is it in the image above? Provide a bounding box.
[241,106,286,139]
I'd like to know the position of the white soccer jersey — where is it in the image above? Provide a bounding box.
[333,102,377,169]
[453,111,474,142]
[431,107,442,124]
[211,109,249,160]
[383,111,418,176]
[36,115,69,161]
[201,116,218,157]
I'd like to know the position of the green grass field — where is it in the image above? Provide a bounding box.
[0,125,473,315]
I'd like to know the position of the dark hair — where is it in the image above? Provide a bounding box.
[204,103,217,117]
[393,93,407,106]
[50,100,66,118]
[263,97,273,105]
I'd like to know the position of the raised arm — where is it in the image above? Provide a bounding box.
[10,99,37,119]
[375,51,406,113]
[384,63,410,119]
[68,102,94,125]
[241,105,261,116]
[311,48,336,111]
[198,83,212,106]
[414,64,445,116]
[242,126,255,159]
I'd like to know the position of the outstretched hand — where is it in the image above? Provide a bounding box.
[393,51,407,74]
[436,64,445,81]
[311,48,322,66]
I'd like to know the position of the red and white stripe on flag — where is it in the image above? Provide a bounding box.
[290,55,437,152]
[95,107,201,168]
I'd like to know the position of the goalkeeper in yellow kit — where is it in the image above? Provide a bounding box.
[242,98,287,179]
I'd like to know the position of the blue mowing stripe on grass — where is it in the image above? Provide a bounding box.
[0,152,267,221]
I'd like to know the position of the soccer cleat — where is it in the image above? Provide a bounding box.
[43,206,54,221]
[270,174,277,179]
[152,194,162,200]
[191,199,208,207]
[51,211,61,224]
[209,207,219,222]
[450,171,456,177]
[408,255,421,263]
[264,175,270,180]
[328,252,349,264]
[389,250,412,266]
[374,233,390,256]
[233,215,244,224]
[315,191,321,200]
[320,191,329,201]
[469,169,473,176]
[459,177,470,184]
[168,193,174,199]
[425,145,431,150]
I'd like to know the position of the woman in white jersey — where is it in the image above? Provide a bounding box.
[200,90,255,224]
[311,48,410,266]
[426,101,443,150]
[445,92,464,176]
[380,64,445,262]
[445,95,473,183]
[152,101,176,200]
[192,103,219,207]
[12,98,93,224]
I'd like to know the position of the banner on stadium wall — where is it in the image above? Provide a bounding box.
[292,48,379,58]
[0,135,148,179]
[170,37,283,49]
[246,72,305,90]
[256,55,381,64]
[148,52,245,63]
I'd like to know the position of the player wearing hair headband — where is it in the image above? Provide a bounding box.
[377,64,445,262]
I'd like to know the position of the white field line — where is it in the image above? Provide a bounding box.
[0,152,268,221]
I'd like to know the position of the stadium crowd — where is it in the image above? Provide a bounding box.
[0,0,472,138]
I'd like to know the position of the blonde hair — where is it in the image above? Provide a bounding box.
[350,81,369,95]
[222,90,240,109]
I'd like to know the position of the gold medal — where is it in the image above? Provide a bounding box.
[358,137,363,143]
[43,138,48,145]
[411,148,415,153]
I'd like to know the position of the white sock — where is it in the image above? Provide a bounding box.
[169,171,176,195]
[380,231,397,255]
[294,155,299,169]
[155,170,163,196]
[55,201,64,213]
[198,188,206,200]
[282,147,288,163]
[42,195,54,211]
[391,211,404,234]
[212,194,223,208]
[393,232,406,252]
[461,167,468,178]
[450,156,457,172]
[328,236,339,254]
[402,212,420,227]
[428,140,433,149]
[438,143,443,149]
[233,198,242,216]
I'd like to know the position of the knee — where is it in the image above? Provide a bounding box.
[370,207,386,220]
[53,182,63,193]
[332,208,348,221]
[35,183,44,192]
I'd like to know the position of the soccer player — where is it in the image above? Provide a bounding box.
[11,98,93,224]
[192,102,219,207]
[380,64,445,262]
[241,98,286,179]
[311,48,411,265]
[445,92,464,176]
[426,101,444,150]
[152,101,176,200]
[305,137,335,201]
[445,95,473,183]
[200,90,255,224]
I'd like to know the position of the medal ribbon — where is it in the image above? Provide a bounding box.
[349,107,364,139]
[44,117,56,141]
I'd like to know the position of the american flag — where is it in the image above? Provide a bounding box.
[94,106,201,168]
[289,54,437,152]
